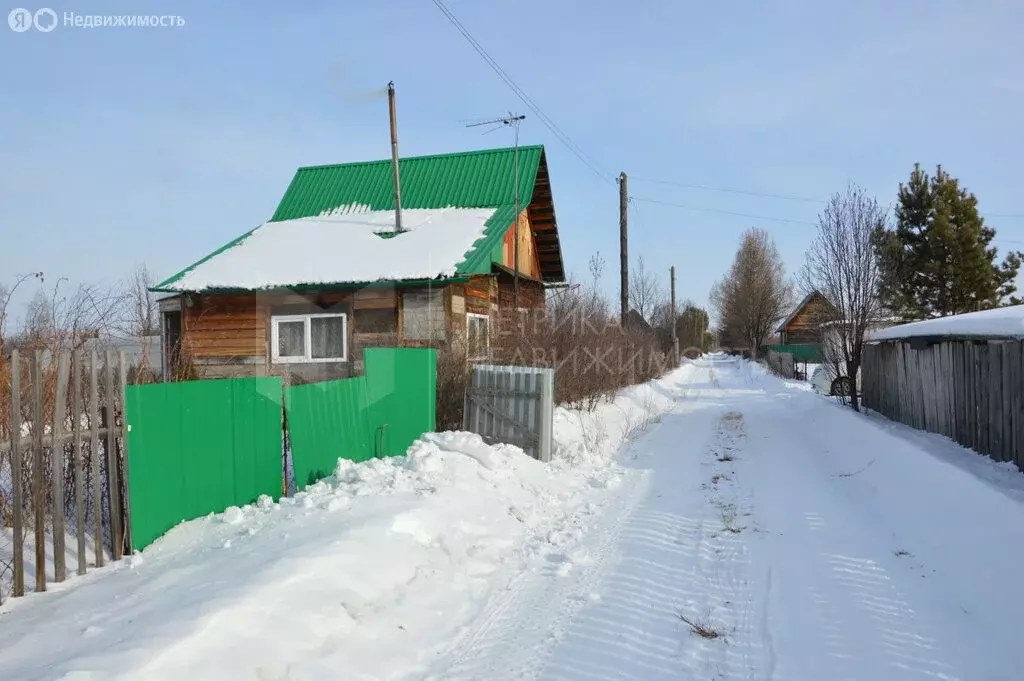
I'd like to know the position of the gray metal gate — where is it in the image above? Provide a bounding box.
[463,364,555,462]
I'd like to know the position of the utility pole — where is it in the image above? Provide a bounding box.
[387,81,403,234]
[619,171,628,326]
[670,265,678,366]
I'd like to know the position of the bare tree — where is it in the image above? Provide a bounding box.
[628,256,664,323]
[0,273,44,351]
[802,184,887,412]
[20,279,125,353]
[710,228,790,357]
[125,264,159,336]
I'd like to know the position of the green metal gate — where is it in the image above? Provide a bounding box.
[124,377,284,549]
[285,348,437,490]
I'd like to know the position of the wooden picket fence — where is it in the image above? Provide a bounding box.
[863,339,1024,470]
[0,348,132,601]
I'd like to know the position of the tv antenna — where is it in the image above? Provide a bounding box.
[465,113,526,307]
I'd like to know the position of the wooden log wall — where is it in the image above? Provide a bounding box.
[501,209,542,280]
[862,339,1024,470]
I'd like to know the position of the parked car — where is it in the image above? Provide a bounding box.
[810,363,858,397]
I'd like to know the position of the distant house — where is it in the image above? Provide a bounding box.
[623,309,652,331]
[151,145,565,382]
[777,291,834,345]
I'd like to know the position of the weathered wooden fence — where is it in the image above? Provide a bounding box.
[766,350,795,379]
[464,364,554,462]
[862,339,1024,469]
[1,348,132,602]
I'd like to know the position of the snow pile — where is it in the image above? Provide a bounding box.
[165,206,497,291]
[870,304,1024,341]
[552,362,698,473]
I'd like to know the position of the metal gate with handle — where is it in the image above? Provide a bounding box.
[463,364,554,462]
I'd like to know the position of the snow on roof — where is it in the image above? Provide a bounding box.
[869,305,1024,342]
[165,206,497,292]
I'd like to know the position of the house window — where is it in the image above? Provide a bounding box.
[467,313,489,360]
[403,289,446,341]
[271,313,347,363]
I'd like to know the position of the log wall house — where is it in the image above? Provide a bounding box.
[153,146,564,382]
[777,291,834,345]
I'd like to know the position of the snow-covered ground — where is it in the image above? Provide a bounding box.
[0,365,692,680]
[3,356,1024,680]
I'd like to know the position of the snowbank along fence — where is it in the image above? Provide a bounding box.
[863,339,1024,469]
[1,348,131,601]
[124,348,436,550]
[464,364,554,462]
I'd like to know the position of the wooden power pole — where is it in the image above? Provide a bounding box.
[670,265,678,365]
[387,81,403,234]
[619,172,628,325]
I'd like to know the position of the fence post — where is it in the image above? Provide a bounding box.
[10,349,24,597]
[538,368,554,463]
[104,350,123,561]
[31,349,46,593]
[90,350,103,568]
[118,350,132,554]
[72,350,87,576]
[51,351,69,582]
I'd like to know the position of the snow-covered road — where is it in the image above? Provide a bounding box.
[2,356,1023,680]
[425,356,1024,681]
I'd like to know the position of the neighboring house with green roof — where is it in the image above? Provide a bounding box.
[152,144,565,382]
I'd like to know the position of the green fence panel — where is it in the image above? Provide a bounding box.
[364,348,437,457]
[125,377,284,550]
[764,343,823,362]
[285,348,437,490]
[285,376,374,489]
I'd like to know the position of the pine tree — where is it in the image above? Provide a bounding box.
[874,164,1022,319]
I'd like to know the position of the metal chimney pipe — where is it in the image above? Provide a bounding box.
[387,81,403,234]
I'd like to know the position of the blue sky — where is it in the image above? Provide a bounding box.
[3,0,1023,326]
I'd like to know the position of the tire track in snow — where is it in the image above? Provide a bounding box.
[423,468,651,681]
[739,387,966,681]
[675,408,768,681]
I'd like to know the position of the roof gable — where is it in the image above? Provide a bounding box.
[777,291,834,332]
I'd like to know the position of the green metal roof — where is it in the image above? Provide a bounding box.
[271,145,543,219]
[155,145,562,292]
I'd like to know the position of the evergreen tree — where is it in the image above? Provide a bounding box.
[874,164,1022,319]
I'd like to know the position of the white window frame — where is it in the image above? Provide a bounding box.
[467,312,490,361]
[271,312,347,364]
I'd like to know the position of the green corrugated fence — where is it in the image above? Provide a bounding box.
[124,347,438,548]
[285,348,437,490]
[124,377,285,550]
[285,375,374,488]
[763,343,822,363]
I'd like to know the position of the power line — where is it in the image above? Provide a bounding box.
[429,0,614,185]
[629,195,818,226]
[632,176,827,204]
[633,176,1024,220]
